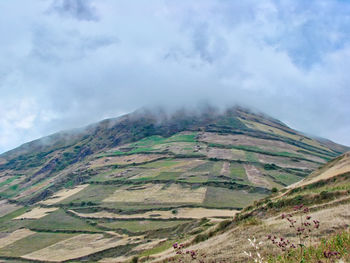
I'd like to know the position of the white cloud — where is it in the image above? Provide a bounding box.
[0,0,349,153]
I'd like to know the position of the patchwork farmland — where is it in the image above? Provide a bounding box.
[0,107,348,262]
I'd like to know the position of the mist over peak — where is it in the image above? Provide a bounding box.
[1,0,350,153]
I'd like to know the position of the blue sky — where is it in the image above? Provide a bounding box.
[0,0,350,153]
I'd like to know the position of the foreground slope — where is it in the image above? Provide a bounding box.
[0,107,348,262]
[149,152,350,263]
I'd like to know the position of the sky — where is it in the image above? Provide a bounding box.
[0,0,350,153]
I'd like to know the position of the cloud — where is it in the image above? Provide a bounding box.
[0,0,349,153]
[49,0,99,21]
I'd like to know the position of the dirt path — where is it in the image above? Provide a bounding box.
[244,164,270,188]
[220,162,230,176]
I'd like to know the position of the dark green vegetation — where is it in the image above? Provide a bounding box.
[0,106,348,262]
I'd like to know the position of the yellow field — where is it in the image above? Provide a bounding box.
[0,229,35,249]
[103,183,206,204]
[40,184,89,205]
[14,207,58,219]
[21,234,140,262]
[71,207,236,220]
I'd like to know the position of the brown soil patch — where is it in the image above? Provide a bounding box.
[14,207,58,219]
[40,184,89,205]
[206,148,246,161]
[14,179,53,201]
[199,133,298,152]
[0,229,35,249]
[21,234,141,262]
[90,154,165,167]
[103,184,206,204]
[256,153,318,170]
[244,164,270,188]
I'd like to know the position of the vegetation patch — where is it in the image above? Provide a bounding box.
[98,220,191,233]
[27,209,101,232]
[103,183,207,204]
[0,232,74,257]
[204,187,266,208]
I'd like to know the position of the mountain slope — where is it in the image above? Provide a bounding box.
[0,106,348,262]
[147,152,350,262]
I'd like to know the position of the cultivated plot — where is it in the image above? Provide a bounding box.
[0,200,21,217]
[103,183,207,204]
[0,228,34,249]
[21,234,138,262]
[40,184,89,205]
[14,207,58,220]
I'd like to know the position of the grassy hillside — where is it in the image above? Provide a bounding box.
[0,107,348,262]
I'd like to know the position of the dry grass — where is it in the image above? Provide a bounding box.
[148,203,350,263]
[13,207,58,219]
[40,184,89,205]
[220,162,230,176]
[71,207,237,220]
[103,184,207,204]
[0,229,35,249]
[21,233,140,262]
[294,153,350,188]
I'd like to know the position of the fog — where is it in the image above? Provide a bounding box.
[0,0,350,153]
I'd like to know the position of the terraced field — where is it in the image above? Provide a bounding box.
[0,107,347,262]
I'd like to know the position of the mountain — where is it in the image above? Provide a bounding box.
[0,106,348,262]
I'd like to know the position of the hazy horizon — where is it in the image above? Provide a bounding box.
[1,0,350,153]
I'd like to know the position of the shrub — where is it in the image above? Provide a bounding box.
[271,187,278,193]
[217,220,232,231]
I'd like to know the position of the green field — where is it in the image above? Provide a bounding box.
[203,187,266,208]
[111,133,198,155]
[28,209,101,232]
[98,220,191,233]
[265,170,303,186]
[60,184,118,204]
[0,232,75,257]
